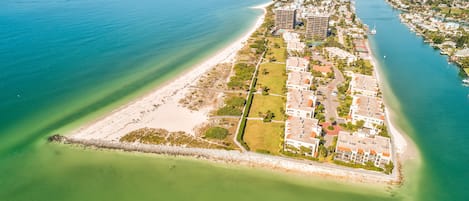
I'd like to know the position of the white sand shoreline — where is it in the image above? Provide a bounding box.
[68,2,272,141]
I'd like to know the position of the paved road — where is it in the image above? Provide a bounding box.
[319,65,345,121]
[253,92,286,97]
[246,117,285,123]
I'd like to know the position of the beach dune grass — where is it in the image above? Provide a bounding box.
[244,120,284,155]
[248,94,286,121]
[204,127,229,140]
[257,63,287,95]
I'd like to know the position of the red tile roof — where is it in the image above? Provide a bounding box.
[310,132,317,138]
[307,99,313,107]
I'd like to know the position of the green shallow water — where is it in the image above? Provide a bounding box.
[1,0,469,200]
[1,143,394,201]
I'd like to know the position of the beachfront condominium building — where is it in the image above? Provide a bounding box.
[349,95,385,128]
[350,73,379,97]
[286,57,309,72]
[324,47,357,64]
[283,32,301,43]
[287,41,306,53]
[283,32,305,53]
[275,8,297,29]
[287,71,313,91]
[286,89,316,118]
[335,131,392,168]
[284,117,321,157]
[306,15,329,40]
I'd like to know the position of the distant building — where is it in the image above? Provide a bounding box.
[284,117,321,156]
[283,32,301,43]
[335,131,392,168]
[324,47,357,64]
[349,95,385,128]
[287,71,313,90]
[286,89,316,118]
[306,15,329,40]
[287,41,306,53]
[350,73,379,97]
[286,57,309,72]
[275,8,297,29]
[444,22,460,30]
[454,48,469,58]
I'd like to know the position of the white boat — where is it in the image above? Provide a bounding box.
[370,25,377,35]
[463,78,469,85]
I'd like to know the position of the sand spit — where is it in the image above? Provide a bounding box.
[53,136,399,185]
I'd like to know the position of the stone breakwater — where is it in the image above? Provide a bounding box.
[50,135,400,185]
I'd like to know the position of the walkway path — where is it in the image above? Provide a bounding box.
[253,92,286,97]
[246,117,285,123]
[233,49,266,152]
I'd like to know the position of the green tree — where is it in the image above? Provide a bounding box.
[263,110,275,122]
[432,35,444,44]
[319,145,328,157]
[356,120,365,129]
[455,34,468,48]
[384,161,394,175]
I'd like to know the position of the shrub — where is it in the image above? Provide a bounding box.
[226,97,246,107]
[216,106,242,116]
[204,127,229,140]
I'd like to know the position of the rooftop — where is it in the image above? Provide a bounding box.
[285,117,321,145]
[336,131,391,156]
[286,57,309,68]
[283,32,301,42]
[351,95,384,120]
[287,41,306,51]
[287,71,313,87]
[351,73,379,94]
[287,89,316,110]
[324,47,356,59]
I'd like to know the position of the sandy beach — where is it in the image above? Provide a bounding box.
[68,3,272,141]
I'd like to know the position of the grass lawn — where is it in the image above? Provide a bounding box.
[257,63,287,95]
[244,120,284,155]
[464,68,469,76]
[267,37,286,62]
[248,94,286,121]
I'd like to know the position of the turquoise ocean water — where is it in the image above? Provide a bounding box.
[0,0,468,200]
